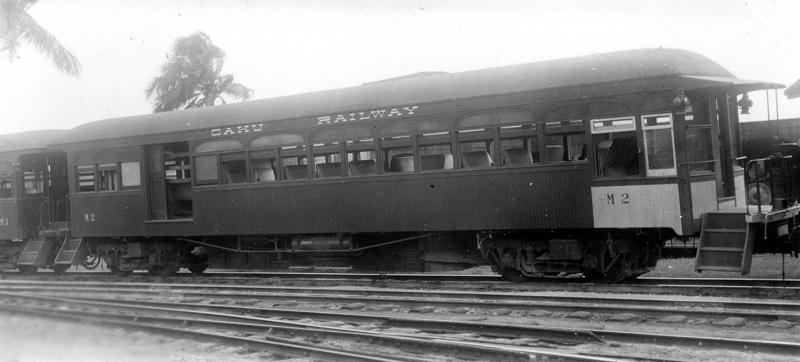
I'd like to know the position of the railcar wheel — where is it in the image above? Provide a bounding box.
[188,264,208,275]
[487,248,530,282]
[109,265,132,277]
[498,267,530,282]
[52,264,70,275]
[17,265,37,274]
[148,262,180,277]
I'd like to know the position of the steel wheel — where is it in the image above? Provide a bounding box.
[52,264,70,275]
[17,265,37,274]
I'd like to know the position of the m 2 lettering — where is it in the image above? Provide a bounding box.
[84,213,96,222]
[606,193,630,205]
[0,217,8,226]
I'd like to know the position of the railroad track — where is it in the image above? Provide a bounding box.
[4,270,800,298]
[0,291,623,362]
[1,280,799,323]
[1,279,798,361]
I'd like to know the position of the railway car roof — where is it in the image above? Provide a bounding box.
[0,129,67,154]
[58,48,780,145]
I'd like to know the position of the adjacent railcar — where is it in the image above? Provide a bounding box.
[40,48,787,281]
[0,130,69,272]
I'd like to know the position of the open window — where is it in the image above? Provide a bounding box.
[313,143,343,178]
[250,150,277,182]
[418,132,453,171]
[281,145,308,180]
[98,163,119,191]
[382,136,414,173]
[221,152,247,184]
[346,139,377,176]
[458,128,494,169]
[0,171,11,198]
[24,169,45,194]
[500,124,539,166]
[591,117,639,178]
[544,120,586,162]
[641,114,677,177]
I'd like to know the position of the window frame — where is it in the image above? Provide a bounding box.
[641,113,678,177]
[590,116,640,178]
[193,153,220,186]
[0,170,12,198]
[120,161,142,190]
[97,163,120,192]
[76,165,97,193]
[499,124,540,166]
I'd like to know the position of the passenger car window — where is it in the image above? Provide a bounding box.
[194,155,218,185]
[590,117,639,178]
[98,164,119,191]
[641,114,677,177]
[77,166,95,192]
[120,162,141,188]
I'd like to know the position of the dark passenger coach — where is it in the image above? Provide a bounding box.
[15,48,789,281]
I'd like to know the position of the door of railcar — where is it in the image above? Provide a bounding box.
[18,152,68,235]
[145,142,193,220]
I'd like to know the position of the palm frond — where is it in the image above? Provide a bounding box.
[3,1,81,76]
[223,82,253,101]
[145,32,252,112]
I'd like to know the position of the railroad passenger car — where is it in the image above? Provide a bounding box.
[33,48,792,281]
[0,130,69,272]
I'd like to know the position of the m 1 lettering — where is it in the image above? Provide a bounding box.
[606,193,630,205]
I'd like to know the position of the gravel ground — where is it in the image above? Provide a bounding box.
[0,313,307,362]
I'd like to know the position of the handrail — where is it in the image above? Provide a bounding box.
[745,155,798,216]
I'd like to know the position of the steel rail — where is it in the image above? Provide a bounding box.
[6,270,800,287]
[0,291,602,345]
[3,284,798,323]
[2,280,799,318]
[4,272,800,299]
[2,291,798,356]
[0,298,610,361]
[0,303,407,362]
[8,270,800,287]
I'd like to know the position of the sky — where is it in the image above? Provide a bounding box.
[1,0,799,135]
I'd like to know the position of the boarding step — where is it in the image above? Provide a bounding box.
[38,222,71,239]
[54,238,87,266]
[16,238,57,267]
[695,211,754,275]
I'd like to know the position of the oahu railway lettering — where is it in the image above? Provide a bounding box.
[316,105,419,126]
[210,123,264,137]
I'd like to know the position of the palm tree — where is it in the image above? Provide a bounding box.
[1,0,81,76]
[145,32,253,113]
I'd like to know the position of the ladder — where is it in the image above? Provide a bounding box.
[695,211,755,274]
[16,238,57,268]
[53,238,87,266]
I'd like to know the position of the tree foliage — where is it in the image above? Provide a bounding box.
[145,32,253,113]
[0,0,81,77]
